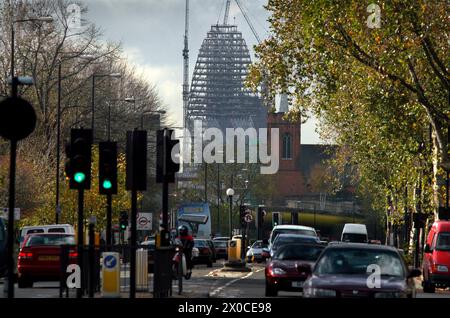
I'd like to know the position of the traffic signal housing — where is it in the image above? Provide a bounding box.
[272,212,281,227]
[125,130,147,191]
[119,211,129,231]
[99,141,117,195]
[67,129,92,189]
[156,129,180,183]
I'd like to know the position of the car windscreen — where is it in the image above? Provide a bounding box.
[26,235,75,247]
[274,244,324,261]
[342,233,367,243]
[436,233,450,251]
[315,248,405,277]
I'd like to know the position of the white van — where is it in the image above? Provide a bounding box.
[341,223,368,243]
[268,225,317,250]
[19,224,75,246]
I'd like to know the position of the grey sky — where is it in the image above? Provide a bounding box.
[85,0,322,144]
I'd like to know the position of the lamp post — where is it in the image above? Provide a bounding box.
[55,53,94,224]
[5,12,53,299]
[226,188,234,239]
[91,73,121,140]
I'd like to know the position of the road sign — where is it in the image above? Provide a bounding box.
[102,252,120,297]
[244,213,253,223]
[0,96,36,141]
[1,208,20,220]
[137,213,153,231]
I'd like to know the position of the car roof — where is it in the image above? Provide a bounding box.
[275,233,318,239]
[272,225,316,231]
[324,242,399,252]
[433,220,450,232]
[22,224,73,229]
[26,233,74,236]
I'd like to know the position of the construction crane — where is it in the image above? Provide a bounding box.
[234,0,261,44]
[182,0,190,131]
[233,0,274,110]
[223,0,231,25]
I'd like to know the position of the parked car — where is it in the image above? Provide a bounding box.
[19,224,75,248]
[268,225,317,252]
[422,220,450,293]
[17,233,77,288]
[0,217,6,277]
[302,243,421,298]
[270,234,320,258]
[265,243,325,296]
[341,223,368,243]
[213,240,228,260]
[193,239,214,267]
[246,240,269,263]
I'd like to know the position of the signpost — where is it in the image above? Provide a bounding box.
[137,213,153,231]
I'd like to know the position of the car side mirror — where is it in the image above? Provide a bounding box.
[407,268,421,279]
[424,244,432,253]
[297,263,312,276]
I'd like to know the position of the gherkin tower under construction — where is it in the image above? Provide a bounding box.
[186,23,267,134]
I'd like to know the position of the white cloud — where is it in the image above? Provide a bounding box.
[122,46,183,126]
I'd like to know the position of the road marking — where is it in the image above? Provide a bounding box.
[209,267,264,297]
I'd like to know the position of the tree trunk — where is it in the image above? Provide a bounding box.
[431,130,440,220]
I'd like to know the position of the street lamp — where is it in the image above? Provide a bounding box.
[91,73,121,139]
[226,188,234,238]
[55,53,95,224]
[6,13,53,299]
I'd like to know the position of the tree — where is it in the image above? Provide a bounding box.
[248,0,448,226]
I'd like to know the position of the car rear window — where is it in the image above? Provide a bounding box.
[26,229,45,235]
[26,235,75,246]
[48,228,66,233]
[214,241,227,248]
[274,244,324,261]
[195,240,207,247]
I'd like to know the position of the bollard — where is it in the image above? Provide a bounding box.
[136,248,148,291]
[101,252,120,297]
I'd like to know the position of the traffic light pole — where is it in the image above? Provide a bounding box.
[106,194,112,250]
[77,189,84,299]
[6,140,17,298]
[130,188,137,298]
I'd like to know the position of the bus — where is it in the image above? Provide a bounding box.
[176,203,211,239]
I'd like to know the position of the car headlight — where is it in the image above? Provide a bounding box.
[374,292,407,298]
[303,288,336,298]
[436,265,449,272]
[272,268,286,275]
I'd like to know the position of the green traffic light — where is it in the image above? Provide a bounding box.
[102,179,112,190]
[74,172,86,183]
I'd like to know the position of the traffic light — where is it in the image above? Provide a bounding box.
[67,129,92,189]
[156,129,180,183]
[99,141,117,195]
[125,130,147,191]
[272,212,281,227]
[119,211,128,231]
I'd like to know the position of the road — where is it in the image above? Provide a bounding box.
[1,260,449,298]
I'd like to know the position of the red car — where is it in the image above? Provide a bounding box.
[422,220,450,293]
[265,243,324,296]
[17,233,77,288]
